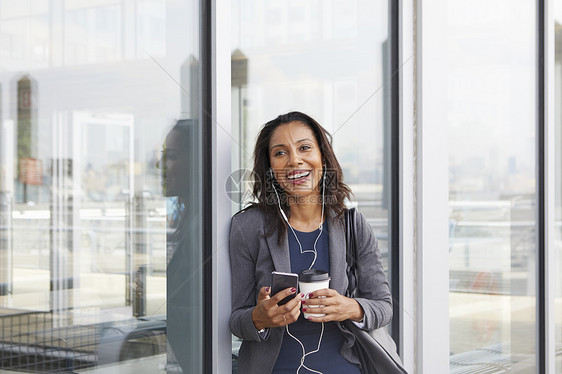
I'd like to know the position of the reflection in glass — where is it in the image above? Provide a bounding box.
[159,120,203,373]
[447,1,537,372]
[0,1,201,372]
[230,0,392,370]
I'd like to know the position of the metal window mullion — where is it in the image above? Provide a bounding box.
[201,0,214,373]
[398,0,416,370]
[543,0,556,372]
[213,0,234,371]
[390,0,400,351]
[416,0,450,372]
[537,0,548,373]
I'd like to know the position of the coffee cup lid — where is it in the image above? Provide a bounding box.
[299,269,330,282]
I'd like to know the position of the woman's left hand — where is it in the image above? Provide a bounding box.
[303,288,364,323]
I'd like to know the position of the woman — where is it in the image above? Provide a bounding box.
[229,111,392,374]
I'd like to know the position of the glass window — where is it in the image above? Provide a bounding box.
[447,0,538,372]
[230,0,393,370]
[0,1,204,372]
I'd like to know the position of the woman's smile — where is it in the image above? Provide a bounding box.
[286,169,311,184]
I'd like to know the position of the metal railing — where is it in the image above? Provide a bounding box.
[0,309,166,373]
[0,310,98,372]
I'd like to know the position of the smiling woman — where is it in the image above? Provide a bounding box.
[251,112,351,241]
[269,122,324,206]
[228,111,393,374]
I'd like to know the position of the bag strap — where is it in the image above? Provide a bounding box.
[344,208,409,373]
[344,207,358,298]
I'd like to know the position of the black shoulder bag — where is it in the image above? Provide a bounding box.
[344,208,408,374]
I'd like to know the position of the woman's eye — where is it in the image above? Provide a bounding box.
[300,145,311,151]
[274,150,286,157]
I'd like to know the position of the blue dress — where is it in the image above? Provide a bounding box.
[272,227,362,374]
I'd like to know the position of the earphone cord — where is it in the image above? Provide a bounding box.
[272,168,327,373]
[272,167,326,270]
[285,322,325,374]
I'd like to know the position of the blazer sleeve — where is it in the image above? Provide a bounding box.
[228,212,267,342]
[353,211,393,330]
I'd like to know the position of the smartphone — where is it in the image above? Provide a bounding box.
[271,271,299,306]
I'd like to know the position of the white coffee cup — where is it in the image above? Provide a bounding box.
[298,269,330,319]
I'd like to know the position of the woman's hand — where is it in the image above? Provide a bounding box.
[252,287,304,330]
[303,288,364,323]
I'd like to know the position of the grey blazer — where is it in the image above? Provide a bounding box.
[229,207,392,374]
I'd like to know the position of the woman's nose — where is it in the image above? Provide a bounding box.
[287,151,303,166]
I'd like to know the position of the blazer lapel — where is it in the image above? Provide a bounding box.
[328,211,347,295]
[264,222,291,273]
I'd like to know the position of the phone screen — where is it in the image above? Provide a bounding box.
[271,271,298,305]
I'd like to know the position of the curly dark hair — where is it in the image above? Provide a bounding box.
[247,111,351,241]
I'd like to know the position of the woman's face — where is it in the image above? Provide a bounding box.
[268,121,323,200]
[159,129,189,197]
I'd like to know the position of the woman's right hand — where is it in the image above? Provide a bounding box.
[252,286,304,330]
